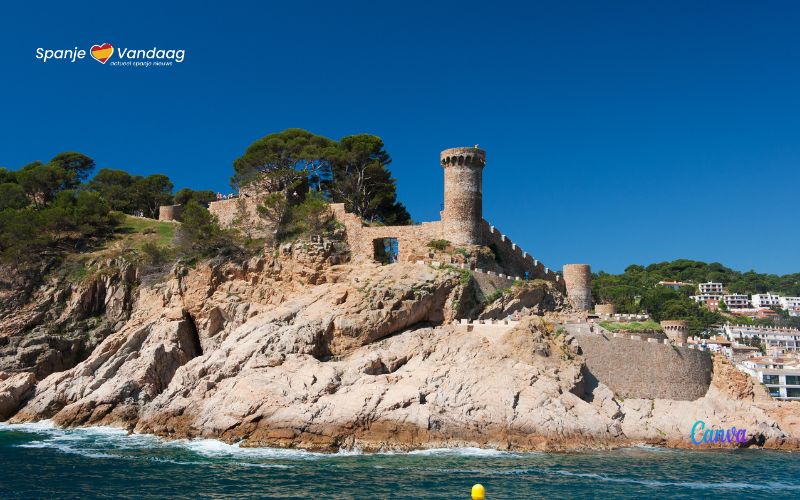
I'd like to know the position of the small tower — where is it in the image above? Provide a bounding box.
[661,320,689,344]
[563,264,592,312]
[440,147,486,246]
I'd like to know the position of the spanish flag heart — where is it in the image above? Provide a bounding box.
[90,43,114,64]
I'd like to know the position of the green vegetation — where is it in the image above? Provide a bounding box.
[428,239,450,251]
[3,128,415,269]
[593,259,800,335]
[88,169,174,218]
[599,320,663,333]
[117,215,177,248]
[0,151,214,267]
[174,188,216,206]
[595,259,800,298]
[233,128,411,225]
[175,201,236,257]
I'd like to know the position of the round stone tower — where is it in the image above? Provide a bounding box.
[440,147,486,246]
[563,264,592,312]
[661,320,689,345]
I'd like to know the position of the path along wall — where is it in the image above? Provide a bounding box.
[575,333,712,401]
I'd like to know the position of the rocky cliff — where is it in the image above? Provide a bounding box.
[1,240,799,451]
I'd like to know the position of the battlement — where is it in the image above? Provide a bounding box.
[481,221,563,286]
[660,320,689,344]
[440,147,486,167]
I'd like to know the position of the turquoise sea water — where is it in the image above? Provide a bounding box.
[1,422,799,499]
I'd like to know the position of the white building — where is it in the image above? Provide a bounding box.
[657,281,692,291]
[698,282,724,294]
[779,296,800,311]
[752,293,782,309]
[691,293,722,303]
[722,294,750,309]
[738,356,800,400]
[723,324,800,352]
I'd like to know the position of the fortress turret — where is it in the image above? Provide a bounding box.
[661,320,689,344]
[563,264,592,311]
[440,147,486,246]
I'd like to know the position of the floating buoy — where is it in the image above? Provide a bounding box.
[471,483,485,499]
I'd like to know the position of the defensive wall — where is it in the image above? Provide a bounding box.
[330,202,564,287]
[158,204,183,221]
[575,332,713,401]
[660,320,690,344]
[594,303,616,315]
[480,221,560,284]
[207,197,240,227]
[330,203,444,264]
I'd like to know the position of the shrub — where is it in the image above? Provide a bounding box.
[428,239,450,251]
[141,241,170,265]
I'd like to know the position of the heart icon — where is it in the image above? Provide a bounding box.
[90,43,114,64]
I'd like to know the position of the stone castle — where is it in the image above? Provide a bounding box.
[160,146,597,310]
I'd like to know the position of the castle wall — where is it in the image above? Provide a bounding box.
[660,320,689,344]
[207,198,240,227]
[330,203,443,263]
[575,333,712,401]
[208,188,272,238]
[481,221,563,287]
[158,205,183,221]
[595,303,616,315]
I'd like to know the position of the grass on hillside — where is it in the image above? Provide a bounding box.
[115,215,177,249]
[599,320,663,333]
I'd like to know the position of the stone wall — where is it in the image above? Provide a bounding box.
[661,320,689,344]
[563,264,592,311]
[330,203,443,264]
[575,333,712,401]
[208,188,273,238]
[158,205,183,221]
[331,203,563,292]
[480,221,562,287]
[441,147,485,246]
[595,303,616,315]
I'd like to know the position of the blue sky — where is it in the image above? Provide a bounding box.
[1,1,798,274]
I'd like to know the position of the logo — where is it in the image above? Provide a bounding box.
[35,43,185,68]
[690,420,748,445]
[90,43,114,64]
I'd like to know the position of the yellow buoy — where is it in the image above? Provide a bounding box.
[471,483,486,500]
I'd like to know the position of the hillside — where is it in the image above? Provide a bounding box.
[592,259,800,334]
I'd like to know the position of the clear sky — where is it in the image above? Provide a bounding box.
[1,1,798,274]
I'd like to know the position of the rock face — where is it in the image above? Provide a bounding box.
[3,242,800,452]
[0,257,139,379]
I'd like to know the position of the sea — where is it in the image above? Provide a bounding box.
[1,421,799,499]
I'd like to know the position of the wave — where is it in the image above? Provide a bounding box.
[407,447,518,457]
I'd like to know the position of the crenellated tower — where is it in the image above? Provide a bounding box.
[440,146,486,246]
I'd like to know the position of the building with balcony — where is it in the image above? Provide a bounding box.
[752,293,782,309]
[722,294,750,309]
[723,324,800,352]
[738,356,800,400]
[698,282,724,294]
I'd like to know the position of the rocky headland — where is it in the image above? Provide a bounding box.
[1,239,799,452]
